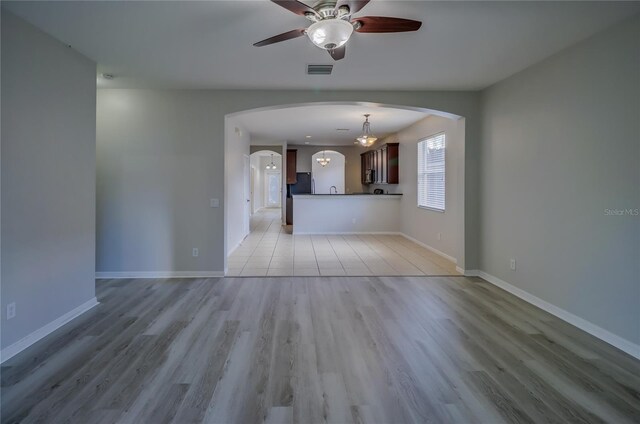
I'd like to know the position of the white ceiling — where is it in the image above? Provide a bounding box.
[5,1,639,90]
[234,103,429,145]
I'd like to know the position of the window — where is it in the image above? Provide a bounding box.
[418,133,445,211]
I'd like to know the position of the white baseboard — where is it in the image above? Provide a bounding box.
[476,270,640,360]
[228,241,243,257]
[457,268,480,277]
[228,230,251,258]
[292,231,403,236]
[1,297,99,364]
[400,233,457,264]
[95,271,224,279]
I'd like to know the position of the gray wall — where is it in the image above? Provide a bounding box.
[1,12,97,349]
[370,115,466,263]
[225,118,250,255]
[97,90,226,274]
[97,90,481,274]
[480,14,640,344]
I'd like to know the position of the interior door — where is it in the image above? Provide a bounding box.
[250,166,255,215]
[265,171,281,207]
[243,155,250,237]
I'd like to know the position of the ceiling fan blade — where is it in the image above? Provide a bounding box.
[328,45,346,61]
[354,16,422,33]
[334,0,370,15]
[253,29,306,47]
[271,0,317,16]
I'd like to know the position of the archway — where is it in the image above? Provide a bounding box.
[249,150,282,213]
[311,150,346,194]
[225,101,466,276]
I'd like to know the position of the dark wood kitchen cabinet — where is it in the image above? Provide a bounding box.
[386,143,399,184]
[286,149,297,184]
[286,198,293,225]
[360,152,370,184]
[285,149,297,225]
[361,143,399,185]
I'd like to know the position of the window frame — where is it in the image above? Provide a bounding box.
[417,132,446,213]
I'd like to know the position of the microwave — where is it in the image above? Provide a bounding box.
[364,169,375,184]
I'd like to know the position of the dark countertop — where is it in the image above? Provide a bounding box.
[292,193,403,196]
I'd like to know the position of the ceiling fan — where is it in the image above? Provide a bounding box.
[253,0,422,61]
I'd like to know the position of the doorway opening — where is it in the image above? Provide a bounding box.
[231,150,285,269]
[311,150,346,194]
[249,150,282,215]
[224,101,466,276]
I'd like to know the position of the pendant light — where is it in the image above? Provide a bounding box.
[265,154,277,170]
[356,114,377,147]
[316,151,331,167]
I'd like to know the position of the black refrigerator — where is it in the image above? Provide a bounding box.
[287,172,311,225]
[290,172,312,194]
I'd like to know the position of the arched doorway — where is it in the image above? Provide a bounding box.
[225,101,466,276]
[311,150,346,194]
[249,150,282,213]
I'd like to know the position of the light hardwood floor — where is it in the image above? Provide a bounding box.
[229,208,460,277]
[2,276,639,423]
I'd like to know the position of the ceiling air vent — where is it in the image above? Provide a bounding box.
[307,64,333,75]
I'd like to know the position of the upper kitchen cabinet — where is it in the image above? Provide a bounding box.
[286,149,297,184]
[361,143,399,184]
[385,143,399,184]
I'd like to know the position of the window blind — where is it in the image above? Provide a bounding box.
[417,133,445,211]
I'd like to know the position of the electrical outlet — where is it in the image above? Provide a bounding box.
[210,198,220,208]
[352,218,357,224]
[510,259,516,271]
[192,248,199,257]
[7,302,16,320]
[437,232,442,241]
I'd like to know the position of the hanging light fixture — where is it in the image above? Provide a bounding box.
[306,19,354,51]
[265,154,277,170]
[356,114,377,147]
[316,150,331,167]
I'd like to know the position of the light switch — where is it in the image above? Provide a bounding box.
[210,198,220,208]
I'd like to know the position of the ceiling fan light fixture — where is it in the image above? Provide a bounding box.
[254,1,422,61]
[306,19,353,50]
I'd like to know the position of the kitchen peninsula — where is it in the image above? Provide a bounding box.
[292,193,403,235]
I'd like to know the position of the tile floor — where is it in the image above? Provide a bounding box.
[228,208,460,277]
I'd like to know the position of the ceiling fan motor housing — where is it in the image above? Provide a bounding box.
[314,1,339,13]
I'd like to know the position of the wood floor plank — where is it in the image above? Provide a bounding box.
[2,276,639,424]
[290,286,324,423]
[170,319,240,424]
[467,370,536,424]
[3,281,186,423]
